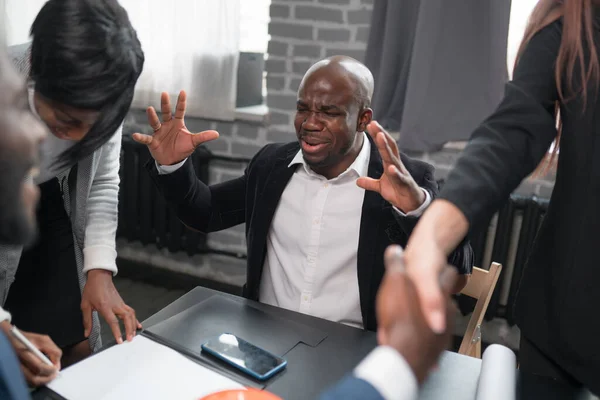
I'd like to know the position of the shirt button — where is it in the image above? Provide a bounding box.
[313,218,320,225]
[323,183,329,188]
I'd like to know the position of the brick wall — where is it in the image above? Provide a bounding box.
[266,0,374,143]
[120,0,556,283]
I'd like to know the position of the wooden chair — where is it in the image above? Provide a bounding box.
[458,262,503,358]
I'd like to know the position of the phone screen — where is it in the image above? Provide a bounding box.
[202,333,286,377]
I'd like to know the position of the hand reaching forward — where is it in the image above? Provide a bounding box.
[376,245,457,384]
[132,91,219,166]
[357,121,425,213]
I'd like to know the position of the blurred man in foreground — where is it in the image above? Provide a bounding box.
[0,45,61,398]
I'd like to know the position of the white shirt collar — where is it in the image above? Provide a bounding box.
[288,132,371,179]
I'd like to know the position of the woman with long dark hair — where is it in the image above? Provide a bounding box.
[373,0,600,393]
[0,0,144,378]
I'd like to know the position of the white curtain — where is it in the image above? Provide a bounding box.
[120,0,241,120]
[0,0,5,47]
[3,0,241,121]
[3,0,47,45]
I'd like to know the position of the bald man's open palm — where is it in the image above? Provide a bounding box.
[132,91,219,166]
[357,121,425,213]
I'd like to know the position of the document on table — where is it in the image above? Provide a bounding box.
[48,335,245,400]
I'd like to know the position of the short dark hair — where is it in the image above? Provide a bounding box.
[30,0,144,167]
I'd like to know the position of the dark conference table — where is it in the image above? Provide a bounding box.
[35,286,597,400]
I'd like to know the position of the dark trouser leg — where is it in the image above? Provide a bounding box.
[519,334,582,387]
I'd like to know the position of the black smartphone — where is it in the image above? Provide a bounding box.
[201,333,287,381]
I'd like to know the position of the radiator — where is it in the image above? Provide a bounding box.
[468,194,549,324]
[117,133,212,256]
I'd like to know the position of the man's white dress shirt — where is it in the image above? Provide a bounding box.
[258,135,372,328]
[258,134,429,328]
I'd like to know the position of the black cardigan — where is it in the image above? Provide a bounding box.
[440,18,600,392]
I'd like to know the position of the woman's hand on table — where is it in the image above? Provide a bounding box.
[81,270,141,343]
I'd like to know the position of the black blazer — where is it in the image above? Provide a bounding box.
[147,134,473,331]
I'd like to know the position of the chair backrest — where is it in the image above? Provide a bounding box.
[458,262,502,358]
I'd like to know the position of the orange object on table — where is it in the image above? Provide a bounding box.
[200,388,283,400]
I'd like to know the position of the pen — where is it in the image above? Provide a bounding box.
[10,326,54,367]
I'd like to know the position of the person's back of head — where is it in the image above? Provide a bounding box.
[30,0,144,167]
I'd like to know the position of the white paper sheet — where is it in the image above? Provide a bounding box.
[48,335,245,400]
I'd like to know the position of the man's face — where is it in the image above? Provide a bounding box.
[0,57,46,245]
[294,70,362,171]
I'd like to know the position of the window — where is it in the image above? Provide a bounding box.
[4,0,272,119]
[4,0,273,53]
[240,0,271,101]
[240,0,271,54]
[507,0,539,78]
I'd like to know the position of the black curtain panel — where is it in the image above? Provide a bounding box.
[365,0,512,152]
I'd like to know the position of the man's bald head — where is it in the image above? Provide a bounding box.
[294,56,375,179]
[300,56,374,108]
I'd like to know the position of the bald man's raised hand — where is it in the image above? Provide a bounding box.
[377,245,458,384]
[132,91,219,166]
[357,121,425,213]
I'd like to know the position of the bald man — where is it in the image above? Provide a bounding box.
[136,56,473,332]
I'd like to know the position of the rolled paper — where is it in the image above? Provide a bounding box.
[475,344,517,400]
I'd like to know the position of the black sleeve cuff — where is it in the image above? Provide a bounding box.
[145,158,196,205]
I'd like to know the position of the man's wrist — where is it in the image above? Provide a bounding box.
[394,187,428,214]
[155,158,188,175]
[157,158,187,167]
[405,186,426,212]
